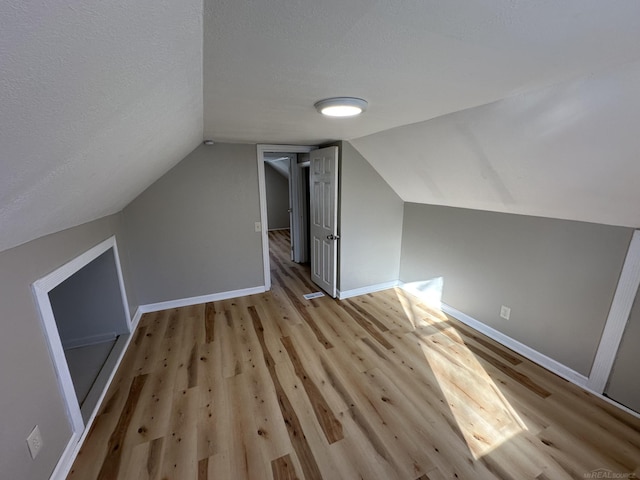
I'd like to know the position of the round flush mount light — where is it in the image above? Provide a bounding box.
[203,140,215,145]
[314,97,368,117]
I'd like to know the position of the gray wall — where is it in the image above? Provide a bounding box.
[338,141,404,292]
[606,290,640,412]
[265,163,290,230]
[400,203,632,376]
[49,249,129,348]
[123,143,264,305]
[0,213,136,480]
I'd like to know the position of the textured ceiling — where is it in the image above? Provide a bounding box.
[203,0,640,145]
[4,1,640,252]
[0,0,203,252]
[203,0,640,227]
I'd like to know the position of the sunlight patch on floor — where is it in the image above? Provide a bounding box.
[395,281,447,329]
[394,287,528,459]
[402,279,444,311]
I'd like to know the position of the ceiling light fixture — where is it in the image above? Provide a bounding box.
[203,140,215,145]
[314,97,368,117]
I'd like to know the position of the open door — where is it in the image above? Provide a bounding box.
[290,155,311,264]
[257,145,317,291]
[310,146,339,297]
[287,155,296,261]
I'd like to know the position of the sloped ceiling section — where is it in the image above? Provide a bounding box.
[0,0,203,252]
[4,0,640,251]
[351,59,640,228]
[203,0,640,145]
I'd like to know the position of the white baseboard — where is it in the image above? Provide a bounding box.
[439,302,589,387]
[52,281,637,480]
[398,283,588,387]
[52,286,261,479]
[62,332,117,350]
[583,387,640,420]
[130,306,143,330]
[338,280,400,300]
[399,283,640,420]
[139,286,267,314]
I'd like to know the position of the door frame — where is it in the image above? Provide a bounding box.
[257,144,317,290]
[286,155,296,261]
[293,160,311,263]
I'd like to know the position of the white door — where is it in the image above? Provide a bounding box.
[287,155,296,261]
[310,146,339,297]
[290,156,310,264]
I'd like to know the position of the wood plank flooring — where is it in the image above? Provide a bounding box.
[68,229,640,479]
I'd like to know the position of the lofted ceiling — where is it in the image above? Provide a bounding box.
[351,59,640,228]
[3,1,640,252]
[0,0,203,252]
[203,0,640,145]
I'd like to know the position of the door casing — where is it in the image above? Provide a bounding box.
[257,144,317,290]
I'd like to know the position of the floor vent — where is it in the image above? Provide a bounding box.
[303,292,325,300]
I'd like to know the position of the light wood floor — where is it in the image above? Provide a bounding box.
[68,229,640,479]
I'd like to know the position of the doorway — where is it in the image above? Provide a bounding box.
[264,152,312,263]
[257,145,316,290]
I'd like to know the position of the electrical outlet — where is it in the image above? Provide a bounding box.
[254,222,262,232]
[26,425,43,459]
[500,305,511,320]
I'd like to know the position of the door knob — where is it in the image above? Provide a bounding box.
[327,234,340,240]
